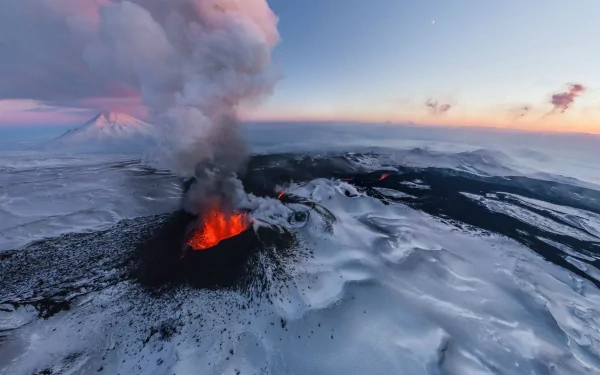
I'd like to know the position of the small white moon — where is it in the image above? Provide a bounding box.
[432,20,436,25]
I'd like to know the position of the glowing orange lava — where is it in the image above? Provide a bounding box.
[379,174,390,181]
[278,191,285,199]
[187,206,250,251]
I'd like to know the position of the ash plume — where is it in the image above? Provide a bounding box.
[86,0,280,213]
[0,0,280,213]
[425,99,452,115]
[511,105,531,120]
[550,83,586,114]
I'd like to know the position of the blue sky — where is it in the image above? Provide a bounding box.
[255,0,600,132]
[0,0,598,133]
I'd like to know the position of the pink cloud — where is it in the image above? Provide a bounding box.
[0,0,280,132]
[550,84,586,114]
[0,100,92,126]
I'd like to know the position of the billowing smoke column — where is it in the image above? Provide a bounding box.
[82,0,280,213]
[0,0,282,216]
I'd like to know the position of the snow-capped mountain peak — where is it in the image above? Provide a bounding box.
[87,111,146,126]
[96,111,131,123]
[46,112,156,154]
[70,112,152,135]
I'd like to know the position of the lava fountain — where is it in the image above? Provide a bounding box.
[187,204,251,251]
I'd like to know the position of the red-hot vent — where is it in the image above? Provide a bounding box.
[187,204,251,251]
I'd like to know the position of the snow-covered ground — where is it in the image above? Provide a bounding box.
[0,152,181,251]
[2,123,600,374]
[1,178,600,374]
[245,122,600,189]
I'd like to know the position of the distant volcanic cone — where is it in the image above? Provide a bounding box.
[45,111,156,153]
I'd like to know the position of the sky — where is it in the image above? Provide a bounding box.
[1,0,599,134]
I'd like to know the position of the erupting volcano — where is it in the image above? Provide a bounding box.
[187,205,251,251]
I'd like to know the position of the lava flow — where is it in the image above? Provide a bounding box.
[187,205,251,251]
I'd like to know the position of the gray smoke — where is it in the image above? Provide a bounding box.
[0,0,280,214]
[511,105,531,120]
[425,99,452,115]
[85,0,280,212]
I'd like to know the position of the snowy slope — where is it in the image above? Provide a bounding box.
[0,154,182,251]
[45,112,156,153]
[2,177,600,374]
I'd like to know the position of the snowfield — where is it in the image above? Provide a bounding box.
[0,153,181,251]
[1,177,600,374]
[2,124,600,374]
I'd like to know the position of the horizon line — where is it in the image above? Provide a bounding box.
[2,118,600,137]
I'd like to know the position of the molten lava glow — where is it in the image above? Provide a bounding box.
[278,191,285,199]
[342,178,353,181]
[379,174,390,181]
[187,206,250,251]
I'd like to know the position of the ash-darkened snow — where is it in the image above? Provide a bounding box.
[2,150,600,374]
